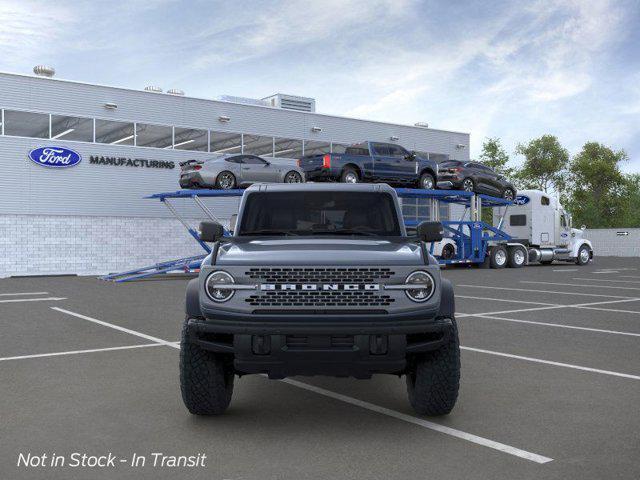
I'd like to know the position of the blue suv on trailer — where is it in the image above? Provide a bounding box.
[298,141,439,190]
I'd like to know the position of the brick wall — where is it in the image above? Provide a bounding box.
[584,228,640,257]
[0,214,220,277]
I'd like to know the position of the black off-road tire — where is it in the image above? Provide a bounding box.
[180,318,234,415]
[406,318,460,416]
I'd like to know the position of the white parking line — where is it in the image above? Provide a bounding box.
[0,297,67,304]
[457,295,558,306]
[461,346,640,380]
[572,278,640,285]
[0,292,49,296]
[521,281,640,292]
[51,307,177,347]
[458,298,640,318]
[461,314,640,338]
[281,378,553,464]
[456,284,637,299]
[49,307,554,463]
[552,269,578,272]
[573,305,640,315]
[0,343,162,362]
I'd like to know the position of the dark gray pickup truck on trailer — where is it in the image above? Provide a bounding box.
[298,141,439,189]
[181,183,460,416]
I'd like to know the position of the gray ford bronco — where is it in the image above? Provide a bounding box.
[181,183,460,415]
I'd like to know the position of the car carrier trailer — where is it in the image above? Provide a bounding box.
[398,189,528,269]
[102,187,537,282]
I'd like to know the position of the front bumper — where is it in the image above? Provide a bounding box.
[186,315,453,378]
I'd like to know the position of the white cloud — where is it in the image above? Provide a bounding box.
[0,1,75,64]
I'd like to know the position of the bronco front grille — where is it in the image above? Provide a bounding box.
[245,290,394,307]
[245,267,394,283]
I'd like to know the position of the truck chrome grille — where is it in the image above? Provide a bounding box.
[245,267,394,283]
[245,290,394,307]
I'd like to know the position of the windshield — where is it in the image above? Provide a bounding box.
[238,191,401,236]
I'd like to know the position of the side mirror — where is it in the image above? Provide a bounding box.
[404,152,416,160]
[417,221,444,242]
[229,214,238,233]
[199,221,224,242]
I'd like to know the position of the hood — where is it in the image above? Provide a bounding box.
[216,237,424,266]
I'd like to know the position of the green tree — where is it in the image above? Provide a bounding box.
[566,142,628,228]
[515,135,569,193]
[479,137,514,177]
[620,174,640,227]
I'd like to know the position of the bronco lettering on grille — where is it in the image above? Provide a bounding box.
[260,284,380,291]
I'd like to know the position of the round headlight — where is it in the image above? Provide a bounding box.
[405,271,435,302]
[205,271,235,302]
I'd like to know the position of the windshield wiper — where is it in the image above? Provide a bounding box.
[241,229,300,236]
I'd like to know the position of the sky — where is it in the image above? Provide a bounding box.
[1,0,639,171]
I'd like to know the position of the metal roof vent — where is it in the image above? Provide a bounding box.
[414,122,429,128]
[262,93,316,112]
[167,89,185,96]
[144,86,163,93]
[33,65,55,77]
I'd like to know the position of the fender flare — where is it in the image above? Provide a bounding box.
[185,278,203,319]
[571,239,593,258]
[437,278,455,319]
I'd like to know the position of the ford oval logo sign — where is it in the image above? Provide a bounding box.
[514,195,530,205]
[28,146,82,168]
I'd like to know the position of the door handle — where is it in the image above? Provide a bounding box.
[242,167,250,170]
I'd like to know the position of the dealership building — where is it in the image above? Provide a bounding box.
[0,68,470,277]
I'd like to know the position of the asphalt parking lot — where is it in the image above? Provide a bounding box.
[2,257,640,480]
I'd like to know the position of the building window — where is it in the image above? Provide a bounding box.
[135,123,173,148]
[210,131,242,154]
[273,137,303,158]
[3,110,49,138]
[243,134,274,156]
[173,127,208,151]
[95,119,135,145]
[303,140,331,156]
[50,114,93,142]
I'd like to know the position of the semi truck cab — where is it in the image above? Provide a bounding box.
[498,189,593,265]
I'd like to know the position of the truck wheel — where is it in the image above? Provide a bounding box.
[507,246,526,268]
[576,245,591,265]
[490,245,507,268]
[340,168,359,184]
[180,318,234,415]
[406,318,460,416]
[419,172,435,190]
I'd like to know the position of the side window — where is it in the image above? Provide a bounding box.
[243,155,267,165]
[226,156,243,164]
[541,196,550,206]
[465,162,480,169]
[372,143,390,156]
[560,215,567,228]
[510,215,527,226]
[387,145,406,157]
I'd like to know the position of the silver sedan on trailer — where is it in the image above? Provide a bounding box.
[179,154,305,189]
